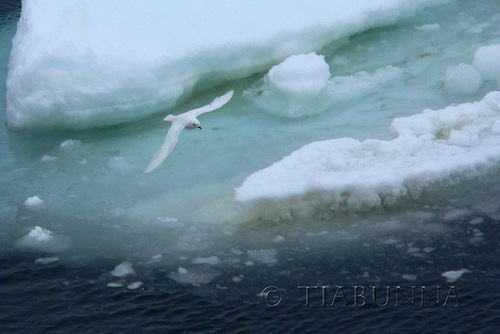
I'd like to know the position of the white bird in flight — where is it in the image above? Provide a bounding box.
[145,90,234,174]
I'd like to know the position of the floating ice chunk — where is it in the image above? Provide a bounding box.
[247,53,331,118]
[325,66,403,103]
[402,274,418,281]
[469,217,484,225]
[168,267,220,287]
[415,23,440,31]
[441,269,470,282]
[127,281,143,290]
[232,275,244,283]
[107,157,131,173]
[152,254,163,261]
[110,261,136,278]
[443,209,469,221]
[247,60,402,118]
[24,196,44,207]
[6,0,450,129]
[236,91,500,218]
[178,267,188,275]
[268,53,330,99]
[192,256,222,266]
[444,64,482,95]
[59,139,81,149]
[35,256,60,265]
[157,217,179,224]
[273,235,285,243]
[472,44,500,81]
[247,249,278,265]
[107,282,124,288]
[40,155,58,162]
[15,226,70,253]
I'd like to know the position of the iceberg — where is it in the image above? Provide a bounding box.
[236,91,500,217]
[6,0,450,130]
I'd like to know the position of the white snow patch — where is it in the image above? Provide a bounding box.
[107,282,124,288]
[110,261,136,278]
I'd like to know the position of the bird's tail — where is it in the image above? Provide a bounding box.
[163,114,175,122]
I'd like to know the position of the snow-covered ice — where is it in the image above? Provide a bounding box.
[472,44,500,82]
[236,91,500,218]
[15,226,70,253]
[441,269,470,283]
[6,0,450,129]
[444,64,482,95]
[24,196,44,207]
[246,54,402,118]
[110,261,136,278]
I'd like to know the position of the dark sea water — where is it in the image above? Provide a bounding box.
[1,1,500,333]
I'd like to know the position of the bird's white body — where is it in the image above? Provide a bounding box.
[145,90,234,174]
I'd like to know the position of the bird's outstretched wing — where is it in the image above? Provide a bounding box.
[145,123,185,174]
[185,90,234,118]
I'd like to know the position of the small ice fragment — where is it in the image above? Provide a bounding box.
[423,247,436,253]
[59,139,81,149]
[230,248,243,255]
[402,274,418,281]
[232,275,244,283]
[107,282,124,288]
[110,261,136,278]
[15,226,70,253]
[25,226,52,241]
[157,216,179,223]
[244,261,254,266]
[444,64,482,95]
[192,256,222,266]
[152,254,163,260]
[178,267,188,274]
[127,281,143,290]
[247,249,278,265]
[78,159,87,165]
[443,209,469,221]
[40,155,58,162]
[415,23,440,31]
[441,269,470,283]
[107,156,131,173]
[473,44,500,81]
[469,217,484,225]
[25,196,44,207]
[35,256,59,265]
[273,235,285,243]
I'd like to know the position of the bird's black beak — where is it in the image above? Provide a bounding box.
[198,126,202,130]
